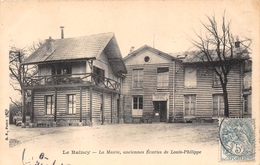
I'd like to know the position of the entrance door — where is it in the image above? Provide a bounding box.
[116,99,120,123]
[153,101,167,122]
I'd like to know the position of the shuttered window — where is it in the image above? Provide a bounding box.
[184,95,196,116]
[157,67,169,88]
[212,94,224,116]
[244,72,252,89]
[132,96,143,117]
[243,95,251,113]
[184,67,196,88]
[67,94,76,114]
[212,67,222,87]
[212,71,221,87]
[45,95,54,115]
[133,69,143,88]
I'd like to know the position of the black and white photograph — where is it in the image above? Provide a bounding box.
[0,1,259,165]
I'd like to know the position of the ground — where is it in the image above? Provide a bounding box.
[7,123,220,165]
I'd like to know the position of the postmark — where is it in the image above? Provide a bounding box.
[219,118,255,162]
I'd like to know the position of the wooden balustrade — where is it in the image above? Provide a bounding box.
[24,73,120,91]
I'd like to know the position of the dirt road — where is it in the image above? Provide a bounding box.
[6,123,219,165]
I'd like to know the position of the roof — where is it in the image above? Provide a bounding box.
[22,32,127,75]
[123,45,180,62]
[179,49,250,63]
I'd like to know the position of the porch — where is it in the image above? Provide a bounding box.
[24,73,121,92]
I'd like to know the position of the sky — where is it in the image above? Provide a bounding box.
[0,1,258,102]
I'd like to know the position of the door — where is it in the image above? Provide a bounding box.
[116,99,120,123]
[153,101,167,122]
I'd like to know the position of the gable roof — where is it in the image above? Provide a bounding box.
[123,45,180,62]
[22,32,127,75]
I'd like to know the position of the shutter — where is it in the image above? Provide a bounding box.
[190,95,196,115]
[184,95,189,115]
[213,95,218,116]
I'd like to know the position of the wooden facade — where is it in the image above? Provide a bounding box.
[174,62,246,122]
[22,33,126,127]
[122,45,178,123]
[122,45,251,123]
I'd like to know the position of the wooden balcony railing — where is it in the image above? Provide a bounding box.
[24,73,121,91]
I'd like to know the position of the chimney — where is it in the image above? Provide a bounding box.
[235,41,240,48]
[130,46,135,53]
[60,26,64,39]
[235,36,240,48]
[45,36,55,55]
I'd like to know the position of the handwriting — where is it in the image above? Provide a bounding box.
[22,148,71,165]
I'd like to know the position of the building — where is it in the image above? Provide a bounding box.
[174,49,251,122]
[21,32,127,127]
[122,45,180,123]
[122,45,251,123]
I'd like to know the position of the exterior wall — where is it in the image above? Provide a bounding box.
[123,50,175,123]
[38,64,52,76]
[33,87,119,126]
[175,63,243,122]
[33,88,87,126]
[71,62,86,75]
[94,52,117,80]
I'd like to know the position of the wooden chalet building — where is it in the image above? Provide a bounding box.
[21,32,127,127]
[122,45,251,123]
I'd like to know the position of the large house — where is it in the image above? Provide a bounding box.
[21,32,127,127]
[122,45,251,123]
[21,32,251,127]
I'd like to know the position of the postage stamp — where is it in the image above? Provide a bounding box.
[219,118,255,162]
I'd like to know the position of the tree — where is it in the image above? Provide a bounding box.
[9,100,22,124]
[191,13,251,117]
[9,41,43,123]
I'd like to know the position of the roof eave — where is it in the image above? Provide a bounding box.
[21,57,96,65]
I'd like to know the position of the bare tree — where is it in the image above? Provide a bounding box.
[9,41,43,123]
[191,13,251,117]
[9,40,43,96]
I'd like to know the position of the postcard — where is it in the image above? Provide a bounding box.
[0,1,259,165]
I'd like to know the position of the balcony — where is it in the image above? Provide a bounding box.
[23,73,121,91]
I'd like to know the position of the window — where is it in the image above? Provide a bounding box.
[133,69,143,88]
[157,67,169,88]
[132,96,143,117]
[244,72,252,89]
[45,95,54,115]
[67,94,76,114]
[212,94,224,116]
[51,63,72,75]
[212,71,221,87]
[144,56,150,62]
[184,67,196,88]
[184,95,196,116]
[93,66,105,83]
[212,67,222,87]
[243,95,251,113]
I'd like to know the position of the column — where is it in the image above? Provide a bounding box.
[89,87,92,124]
[80,87,82,123]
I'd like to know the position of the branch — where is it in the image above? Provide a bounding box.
[9,83,22,93]
[9,97,21,109]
